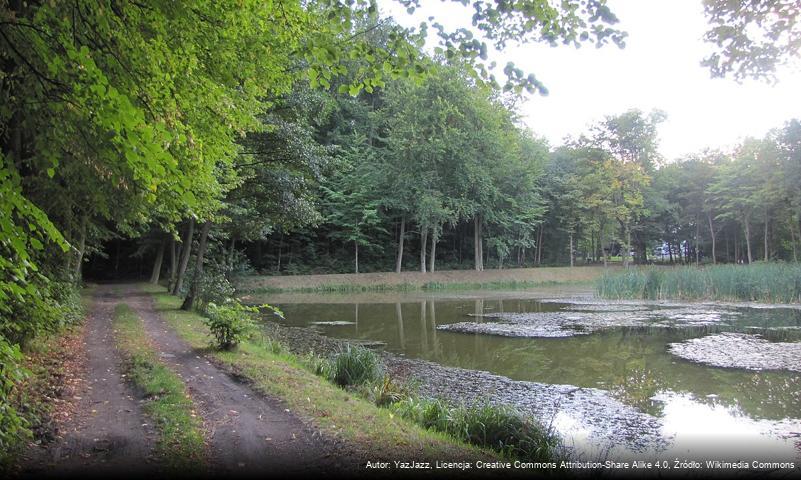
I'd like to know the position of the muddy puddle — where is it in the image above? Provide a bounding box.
[252,290,801,462]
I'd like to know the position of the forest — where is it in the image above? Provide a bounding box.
[237,100,801,275]
[1,0,800,472]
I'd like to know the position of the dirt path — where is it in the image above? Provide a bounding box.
[19,284,348,477]
[121,284,344,476]
[19,284,158,477]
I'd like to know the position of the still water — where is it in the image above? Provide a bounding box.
[258,291,801,459]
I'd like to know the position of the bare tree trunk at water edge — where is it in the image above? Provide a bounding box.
[420,226,428,273]
[396,216,405,273]
[764,209,769,262]
[474,215,483,271]
[744,215,753,264]
[707,212,716,264]
[569,233,574,267]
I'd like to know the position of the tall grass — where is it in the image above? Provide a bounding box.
[391,397,560,463]
[597,263,801,303]
[328,345,384,387]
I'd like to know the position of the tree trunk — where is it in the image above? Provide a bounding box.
[600,228,608,268]
[790,219,798,262]
[168,237,177,291]
[150,239,166,284]
[569,233,574,267]
[227,237,236,270]
[420,226,428,273]
[354,242,359,274]
[276,231,283,272]
[396,216,405,273]
[722,232,728,263]
[114,239,121,274]
[181,221,211,311]
[619,220,631,268]
[798,214,801,260]
[626,227,632,268]
[429,230,437,273]
[473,215,483,271]
[707,212,716,265]
[74,214,88,280]
[764,209,769,262]
[172,218,195,295]
[744,215,753,264]
[536,223,544,265]
[695,217,700,266]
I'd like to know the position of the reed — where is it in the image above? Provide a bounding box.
[597,263,801,303]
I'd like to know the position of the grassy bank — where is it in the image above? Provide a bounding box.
[237,266,606,294]
[145,285,559,465]
[597,263,801,303]
[112,304,206,472]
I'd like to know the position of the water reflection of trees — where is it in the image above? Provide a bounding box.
[280,299,801,422]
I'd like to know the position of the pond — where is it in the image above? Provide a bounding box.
[251,289,801,462]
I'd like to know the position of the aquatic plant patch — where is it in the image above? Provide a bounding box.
[669,333,801,372]
[438,308,734,338]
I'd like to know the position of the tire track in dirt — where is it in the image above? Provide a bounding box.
[122,284,349,476]
[18,284,158,477]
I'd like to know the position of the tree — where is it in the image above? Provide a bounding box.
[703,0,801,81]
[709,141,773,264]
[321,137,386,273]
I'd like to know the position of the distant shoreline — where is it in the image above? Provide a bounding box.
[236,266,610,293]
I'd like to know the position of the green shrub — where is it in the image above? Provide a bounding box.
[202,300,284,350]
[329,345,383,387]
[1,279,83,345]
[0,339,29,464]
[196,265,236,312]
[203,301,258,350]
